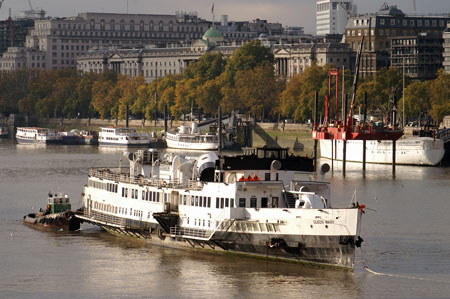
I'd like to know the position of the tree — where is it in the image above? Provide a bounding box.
[401,80,431,122]
[197,78,223,115]
[223,40,274,84]
[428,69,450,123]
[356,67,405,117]
[280,63,330,122]
[184,52,226,82]
[91,79,116,119]
[234,62,282,120]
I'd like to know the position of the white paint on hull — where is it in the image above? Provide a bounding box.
[320,137,445,166]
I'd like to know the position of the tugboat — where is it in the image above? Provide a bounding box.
[23,193,80,231]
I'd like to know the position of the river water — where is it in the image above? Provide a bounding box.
[1,138,450,299]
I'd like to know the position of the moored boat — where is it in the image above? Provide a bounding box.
[23,192,80,231]
[60,129,98,145]
[76,147,364,270]
[98,127,150,147]
[16,127,61,144]
[320,137,445,166]
[165,122,218,150]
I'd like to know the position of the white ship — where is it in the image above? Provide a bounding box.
[165,122,218,150]
[320,137,445,166]
[98,127,150,147]
[76,147,364,269]
[15,127,60,144]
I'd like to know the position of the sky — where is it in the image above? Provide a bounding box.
[1,0,449,34]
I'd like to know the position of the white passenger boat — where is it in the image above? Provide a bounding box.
[76,147,364,270]
[165,122,218,150]
[15,127,60,144]
[98,127,150,147]
[320,137,445,166]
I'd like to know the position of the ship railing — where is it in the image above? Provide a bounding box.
[170,210,234,241]
[170,226,209,240]
[89,168,184,188]
[83,209,126,227]
[188,179,204,190]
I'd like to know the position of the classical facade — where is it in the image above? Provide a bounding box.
[316,0,357,36]
[0,12,209,72]
[345,4,450,77]
[273,42,354,78]
[77,27,237,81]
[444,24,450,74]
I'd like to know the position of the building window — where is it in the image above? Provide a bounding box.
[169,21,173,32]
[410,20,415,26]
[159,21,163,32]
[90,19,95,30]
[239,198,246,208]
[390,19,395,25]
[380,19,385,25]
[140,20,144,31]
[250,197,257,208]
[149,21,153,31]
[120,20,125,32]
[110,20,115,31]
[417,20,422,26]
[100,19,105,31]
[130,20,135,31]
[403,20,407,26]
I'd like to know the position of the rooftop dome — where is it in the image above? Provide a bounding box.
[202,27,224,46]
[203,28,223,39]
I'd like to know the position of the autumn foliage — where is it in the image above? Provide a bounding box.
[0,41,449,124]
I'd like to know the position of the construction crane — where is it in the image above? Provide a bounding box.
[28,0,33,10]
[413,0,416,11]
[0,0,5,11]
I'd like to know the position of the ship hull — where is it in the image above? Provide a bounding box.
[77,210,358,270]
[16,137,61,145]
[23,211,80,231]
[320,138,445,166]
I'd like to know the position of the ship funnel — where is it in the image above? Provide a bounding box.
[197,152,218,182]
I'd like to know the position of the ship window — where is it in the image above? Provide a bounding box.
[142,191,145,200]
[239,198,246,208]
[230,198,234,208]
[130,208,132,215]
[276,173,279,181]
[220,198,224,209]
[265,173,270,181]
[216,198,219,208]
[164,193,168,203]
[250,197,257,208]
[261,197,268,208]
[195,196,198,206]
[225,198,229,208]
[208,197,211,208]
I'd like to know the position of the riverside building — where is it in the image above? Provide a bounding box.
[316,0,357,36]
[0,12,209,73]
[444,24,450,74]
[345,4,450,78]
